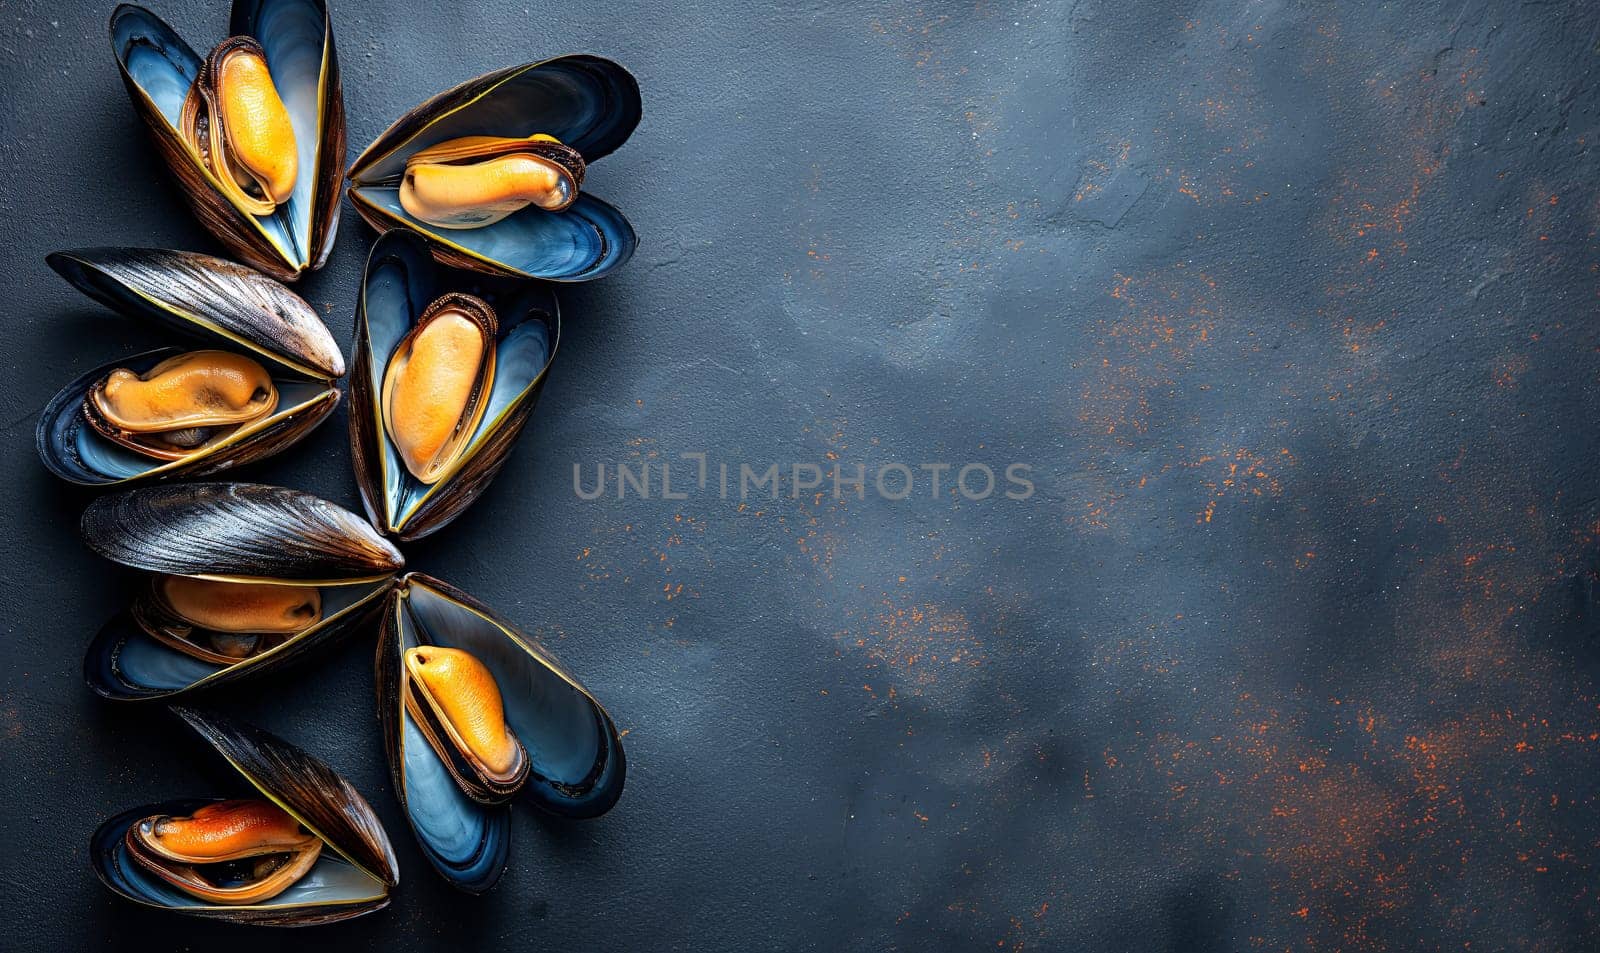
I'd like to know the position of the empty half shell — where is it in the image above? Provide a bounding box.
[350,230,559,540]
[374,574,625,892]
[90,707,398,926]
[110,0,344,280]
[38,248,344,486]
[82,483,403,701]
[346,55,639,281]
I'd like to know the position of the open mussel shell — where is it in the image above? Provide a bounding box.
[347,55,639,281]
[375,574,625,892]
[39,347,338,485]
[85,578,391,702]
[82,482,403,700]
[38,248,343,485]
[110,0,344,281]
[91,707,398,925]
[351,231,560,541]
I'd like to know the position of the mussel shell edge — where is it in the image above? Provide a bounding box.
[80,482,404,579]
[350,230,560,540]
[85,577,395,702]
[91,798,390,926]
[38,348,340,486]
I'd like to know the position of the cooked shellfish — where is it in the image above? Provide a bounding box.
[403,646,529,803]
[82,483,403,702]
[399,134,584,228]
[380,293,497,483]
[85,350,278,461]
[158,576,322,635]
[346,56,639,280]
[126,800,323,905]
[133,575,323,665]
[180,37,299,217]
[110,1,345,280]
[351,232,559,539]
[376,574,624,892]
[40,248,344,486]
[92,708,398,925]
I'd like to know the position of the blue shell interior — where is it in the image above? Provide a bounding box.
[111,1,331,267]
[360,232,557,532]
[350,57,638,280]
[231,0,331,263]
[392,579,624,890]
[111,6,200,127]
[85,581,386,700]
[37,347,330,485]
[400,714,510,893]
[92,798,387,913]
[356,189,636,281]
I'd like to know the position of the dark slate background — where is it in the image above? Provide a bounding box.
[4,0,1600,949]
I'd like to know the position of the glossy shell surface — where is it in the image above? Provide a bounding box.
[90,707,397,925]
[80,482,403,581]
[110,0,344,280]
[375,574,624,892]
[347,55,639,281]
[350,231,559,540]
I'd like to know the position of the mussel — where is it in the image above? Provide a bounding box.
[380,292,498,484]
[110,1,344,281]
[82,483,404,701]
[403,645,531,803]
[38,248,343,485]
[133,575,322,664]
[350,231,559,540]
[399,134,585,227]
[93,707,398,925]
[126,800,323,904]
[375,574,625,892]
[347,55,639,280]
[86,350,279,461]
[180,37,298,217]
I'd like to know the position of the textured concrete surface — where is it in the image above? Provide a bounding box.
[3,0,1600,949]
